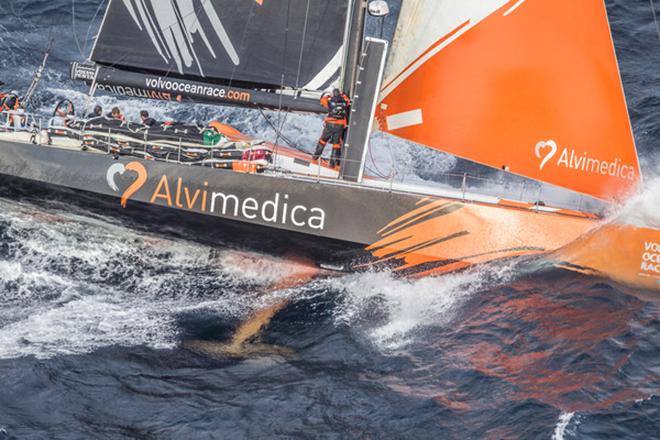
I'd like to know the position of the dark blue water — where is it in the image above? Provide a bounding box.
[0,1,658,439]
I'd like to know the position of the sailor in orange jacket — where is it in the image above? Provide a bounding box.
[0,88,22,127]
[0,90,20,112]
[106,106,126,122]
[313,88,351,168]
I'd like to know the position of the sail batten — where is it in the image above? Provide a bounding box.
[378,0,641,202]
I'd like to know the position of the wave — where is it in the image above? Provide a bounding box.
[331,261,519,350]
[0,196,319,359]
[614,176,660,229]
[552,412,576,440]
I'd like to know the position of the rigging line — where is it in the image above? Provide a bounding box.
[294,0,312,89]
[257,107,299,150]
[82,0,108,58]
[651,0,660,40]
[272,0,311,152]
[269,0,312,154]
[72,0,85,58]
[367,138,394,179]
[228,0,259,88]
[274,0,292,155]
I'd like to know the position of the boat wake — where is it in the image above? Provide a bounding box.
[0,196,318,360]
[0,185,529,360]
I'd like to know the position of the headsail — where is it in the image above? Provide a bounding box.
[377,0,641,201]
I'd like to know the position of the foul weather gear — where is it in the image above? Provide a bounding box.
[0,93,20,112]
[142,117,157,127]
[320,91,351,126]
[87,105,103,119]
[313,91,351,167]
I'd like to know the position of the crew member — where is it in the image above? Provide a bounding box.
[1,91,21,127]
[140,110,157,127]
[87,105,103,119]
[106,107,125,121]
[312,88,351,168]
[0,91,20,112]
[54,99,75,127]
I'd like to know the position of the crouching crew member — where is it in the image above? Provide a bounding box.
[140,110,157,127]
[313,88,351,168]
[87,105,103,119]
[106,107,125,121]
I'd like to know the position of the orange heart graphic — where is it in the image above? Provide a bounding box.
[121,162,148,208]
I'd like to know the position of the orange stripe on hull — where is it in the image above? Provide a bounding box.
[368,198,597,275]
[555,224,660,291]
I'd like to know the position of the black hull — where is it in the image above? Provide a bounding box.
[0,172,363,267]
[0,138,610,280]
[0,140,420,268]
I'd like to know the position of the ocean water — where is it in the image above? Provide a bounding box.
[0,1,658,439]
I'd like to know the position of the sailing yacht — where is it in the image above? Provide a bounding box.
[0,0,658,290]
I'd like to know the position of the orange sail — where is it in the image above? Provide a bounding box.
[377,0,641,202]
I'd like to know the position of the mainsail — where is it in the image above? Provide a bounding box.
[93,0,349,90]
[377,0,641,201]
[74,0,352,112]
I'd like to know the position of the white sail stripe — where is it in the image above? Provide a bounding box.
[120,0,240,76]
[503,0,526,16]
[174,0,206,76]
[303,47,343,91]
[380,29,467,99]
[134,0,167,62]
[184,2,216,59]
[381,0,515,100]
[386,109,423,131]
[159,7,191,70]
[200,0,240,66]
[121,0,142,30]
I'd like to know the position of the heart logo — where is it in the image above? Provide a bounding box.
[535,140,558,171]
[106,161,148,208]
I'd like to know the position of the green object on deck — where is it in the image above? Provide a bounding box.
[203,130,227,147]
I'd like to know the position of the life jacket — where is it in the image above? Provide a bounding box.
[321,93,351,126]
[106,112,125,122]
[0,94,19,112]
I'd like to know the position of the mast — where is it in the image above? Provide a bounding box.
[339,1,390,183]
[340,38,388,182]
[341,0,369,98]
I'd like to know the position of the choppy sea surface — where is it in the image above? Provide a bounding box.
[0,1,658,439]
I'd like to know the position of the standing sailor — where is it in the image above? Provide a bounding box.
[313,88,351,168]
